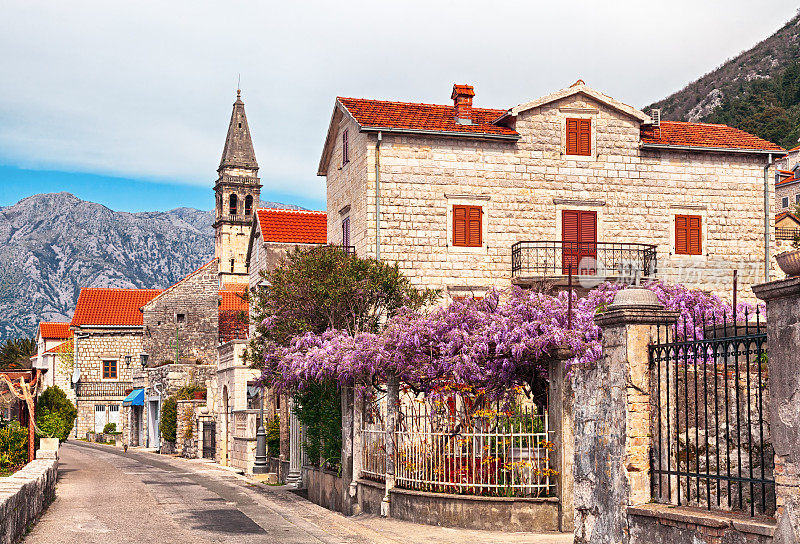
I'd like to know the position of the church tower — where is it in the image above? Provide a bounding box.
[214,89,261,286]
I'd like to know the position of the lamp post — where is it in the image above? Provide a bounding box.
[253,383,268,474]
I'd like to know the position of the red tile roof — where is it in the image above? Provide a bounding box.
[220,289,248,312]
[219,287,249,342]
[788,145,800,152]
[45,338,73,354]
[220,282,249,292]
[640,121,784,152]
[38,322,71,340]
[71,288,162,327]
[338,97,518,138]
[777,174,798,187]
[256,208,327,244]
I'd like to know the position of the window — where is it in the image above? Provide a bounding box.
[230,258,235,272]
[675,215,702,255]
[102,360,117,379]
[341,216,351,247]
[561,210,597,274]
[244,195,253,216]
[796,194,800,204]
[176,313,185,324]
[783,196,789,208]
[229,194,238,216]
[342,129,349,165]
[452,205,482,247]
[566,118,591,156]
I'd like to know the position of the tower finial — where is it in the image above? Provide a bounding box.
[237,73,241,99]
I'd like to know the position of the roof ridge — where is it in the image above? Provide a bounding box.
[338,96,506,114]
[259,207,326,214]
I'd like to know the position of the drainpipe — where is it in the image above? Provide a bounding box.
[375,131,382,260]
[764,154,773,282]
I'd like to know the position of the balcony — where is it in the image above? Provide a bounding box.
[75,381,132,399]
[511,241,658,288]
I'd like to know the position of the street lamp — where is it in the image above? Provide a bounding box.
[253,383,268,474]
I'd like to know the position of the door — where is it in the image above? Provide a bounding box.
[203,422,216,459]
[562,210,597,274]
[108,404,120,431]
[94,405,107,433]
[148,399,160,448]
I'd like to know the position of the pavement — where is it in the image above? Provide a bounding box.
[24,441,573,544]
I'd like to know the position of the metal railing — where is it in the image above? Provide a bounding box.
[649,309,775,517]
[776,227,800,241]
[511,241,657,281]
[75,381,132,398]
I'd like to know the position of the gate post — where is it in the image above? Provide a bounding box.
[381,372,399,517]
[573,288,677,544]
[753,278,800,543]
[547,347,575,533]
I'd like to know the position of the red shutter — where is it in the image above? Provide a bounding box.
[467,206,482,246]
[562,210,597,274]
[578,119,591,156]
[675,215,688,254]
[562,210,579,243]
[688,216,702,255]
[453,206,467,246]
[566,119,578,155]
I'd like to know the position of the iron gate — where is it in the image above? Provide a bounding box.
[648,310,775,517]
[203,422,216,459]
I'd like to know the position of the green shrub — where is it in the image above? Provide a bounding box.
[0,421,28,472]
[293,381,341,470]
[160,397,177,442]
[176,384,206,400]
[102,423,117,434]
[266,415,280,456]
[36,386,77,441]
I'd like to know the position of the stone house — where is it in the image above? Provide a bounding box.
[776,164,800,212]
[318,81,785,301]
[31,322,71,391]
[70,288,161,438]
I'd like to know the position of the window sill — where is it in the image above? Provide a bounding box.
[562,153,595,161]
[448,245,487,255]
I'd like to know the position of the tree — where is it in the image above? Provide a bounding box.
[36,385,77,442]
[0,338,36,370]
[159,397,177,442]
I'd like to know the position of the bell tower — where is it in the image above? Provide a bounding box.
[214,89,261,286]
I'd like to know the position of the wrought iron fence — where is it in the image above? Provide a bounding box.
[75,381,131,398]
[776,227,800,241]
[361,394,555,497]
[511,241,657,281]
[649,310,775,517]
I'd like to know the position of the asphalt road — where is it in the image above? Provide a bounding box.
[24,441,572,544]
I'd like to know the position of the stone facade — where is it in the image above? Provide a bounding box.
[215,339,259,468]
[323,85,779,303]
[142,259,220,366]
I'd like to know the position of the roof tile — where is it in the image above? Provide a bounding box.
[71,288,162,327]
[256,208,327,244]
[641,121,784,152]
[39,322,71,340]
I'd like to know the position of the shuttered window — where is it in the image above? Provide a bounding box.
[452,205,482,247]
[341,216,350,247]
[566,118,591,156]
[675,215,702,255]
[561,210,597,274]
[342,129,349,165]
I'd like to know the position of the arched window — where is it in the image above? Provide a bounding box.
[244,195,253,216]
[229,194,238,216]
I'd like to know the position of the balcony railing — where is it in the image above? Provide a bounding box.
[776,227,800,241]
[75,381,132,398]
[511,241,658,282]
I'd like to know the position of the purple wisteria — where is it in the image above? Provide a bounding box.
[264,281,759,398]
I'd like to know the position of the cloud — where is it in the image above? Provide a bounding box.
[0,0,796,203]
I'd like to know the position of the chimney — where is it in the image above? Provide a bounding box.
[452,84,475,125]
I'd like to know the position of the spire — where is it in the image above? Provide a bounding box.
[219,89,258,171]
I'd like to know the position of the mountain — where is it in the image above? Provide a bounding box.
[0,192,302,341]
[648,12,800,149]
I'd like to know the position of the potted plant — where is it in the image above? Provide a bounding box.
[776,232,800,276]
[192,388,206,400]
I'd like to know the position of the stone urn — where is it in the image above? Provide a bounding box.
[776,249,800,276]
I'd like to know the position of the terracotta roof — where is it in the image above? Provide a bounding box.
[777,174,798,187]
[71,288,162,327]
[788,145,800,153]
[640,121,784,152]
[219,287,249,342]
[338,97,518,138]
[38,322,71,340]
[220,289,248,312]
[45,338,73,354]
[220,282,249,292]
[256,208,327,244]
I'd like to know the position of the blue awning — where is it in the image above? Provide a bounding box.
[122,388,144,407]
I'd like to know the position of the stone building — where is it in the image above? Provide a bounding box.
[319,81,786,301]
[214,89,262,286]
[32,322,71,391]
[70,288,161,438]
[776,163,800,213]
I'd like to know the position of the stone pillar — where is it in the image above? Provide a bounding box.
[381,372,399,517]
[753,278,800,544]
[351,385,364,515]
[340,385,355,515]
[547,347,575,533]
[287,398,302,488]
[573,288,677,544]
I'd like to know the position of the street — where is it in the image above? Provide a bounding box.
[24,441,572,544]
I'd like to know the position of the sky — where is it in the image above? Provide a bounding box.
[1,1,798,213]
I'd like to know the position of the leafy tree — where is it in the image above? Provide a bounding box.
[0,421,27,472]
[293,381,341,468]
[36,386,77,441]
[0,338,36,370]
[160,397,177,442]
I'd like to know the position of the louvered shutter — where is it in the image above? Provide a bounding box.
[566,119,578,155]
[562,210,579,274]
[675,215,688,254]
[467,206,482,246]
[578,119,591,156]
[688,215,702,255]
[453,206,467,246]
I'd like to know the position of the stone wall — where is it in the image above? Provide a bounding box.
[215,339,258,467]
[147,363,215,399]
[142,260,219,366]
[628,505,774,544]
[326,92,777,302]
[0,458,57,544]
[175,399,205,458]
[776,179,800,213]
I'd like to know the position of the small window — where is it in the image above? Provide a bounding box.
[230,258,235,272]
[452,205,482,247]
[796,194,800,204]
[566,118,591,156]
[783,196,789,208]
[675,215,702,255]
[103,360,117,379]
[342,216,351,247]
[244,195,253,216]
[176,313,185,324]
[238,122,242,128]
[229,194,238,216]
[342,129,349,165]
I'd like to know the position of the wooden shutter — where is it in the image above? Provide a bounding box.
[675,215,702,255]
[452,205,482,247]
[566,118,591,156]
[562,210,597,274]
[342,129,349,165]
